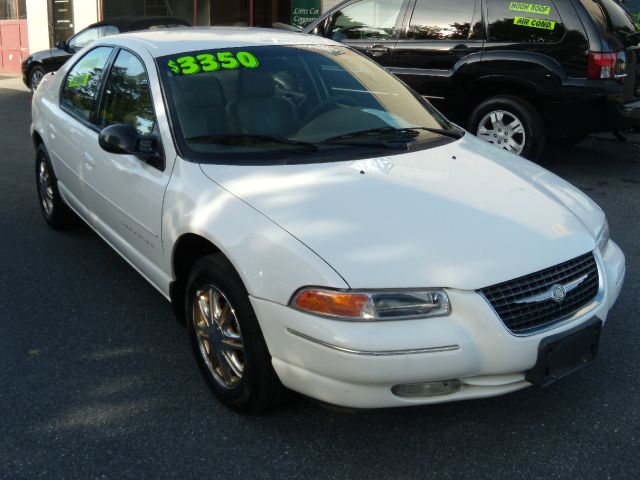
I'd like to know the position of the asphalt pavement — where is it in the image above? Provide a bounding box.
[0,77,638,479]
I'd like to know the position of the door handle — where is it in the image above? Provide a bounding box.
[451,44,470,53]
[366,44,389,56]
[83,152,95,169]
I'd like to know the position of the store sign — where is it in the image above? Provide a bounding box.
[291,0,321,29]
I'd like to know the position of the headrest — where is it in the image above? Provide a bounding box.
[179,73,225,108]
[238,71,276,98]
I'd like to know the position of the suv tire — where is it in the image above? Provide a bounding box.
[468,96,546,161]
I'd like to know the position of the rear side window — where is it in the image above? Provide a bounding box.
[582,0,638,35]
[487,0,566,43]
[329,0,405,41]
[580,0,609,33]
[60,47,113,122]
[407,0,480,40]
[579,0,638,49]
[97,50,156,135]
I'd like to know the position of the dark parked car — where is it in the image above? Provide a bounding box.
[305,0,640,160]
[22,16,190,92]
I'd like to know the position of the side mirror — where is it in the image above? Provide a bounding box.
[99,124,163,168]
[56,40,69,51]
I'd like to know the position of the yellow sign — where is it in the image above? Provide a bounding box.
[509,2,551,15]
[513,16,556,30]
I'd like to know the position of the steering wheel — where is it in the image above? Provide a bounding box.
[304,95,359,122]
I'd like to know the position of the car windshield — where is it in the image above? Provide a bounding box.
[157,44,457,163]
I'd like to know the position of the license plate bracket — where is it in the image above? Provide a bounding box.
[526,317,602,387]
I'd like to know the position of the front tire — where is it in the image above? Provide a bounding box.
[29,66,46,93]
[468,95,546,161]
[36,144,75,229]
[185,254,288,413]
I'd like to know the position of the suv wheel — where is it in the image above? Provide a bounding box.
[468,96,545,161]
[185,254,289,413]
[29,66,46,93]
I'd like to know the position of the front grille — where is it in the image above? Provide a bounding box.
[479,253,599,334]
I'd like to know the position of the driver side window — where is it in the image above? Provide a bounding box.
[69,25,119,51]
[97,50,156,135]
[329,0,405,41]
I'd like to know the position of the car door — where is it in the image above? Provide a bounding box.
[81,48,171,268]
[51,46,115,215]
[323,0,410,68]
[392,0,484,108]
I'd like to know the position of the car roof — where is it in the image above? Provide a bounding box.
[98,27,339,57]
[89,16,190,31]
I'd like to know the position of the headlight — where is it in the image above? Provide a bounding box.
[290,288,451,321]
[596,219,610,255]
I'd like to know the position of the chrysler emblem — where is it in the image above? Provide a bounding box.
[513,273,589,305]
[551,285,567,303]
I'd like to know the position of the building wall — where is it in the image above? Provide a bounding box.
[26,0,98,53]
[25,0,48,53]
[73,0,98,32]
[322,0,341,12]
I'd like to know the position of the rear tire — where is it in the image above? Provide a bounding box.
[35,144,75,230]
[185,254,289,413]
[468,95,546,161]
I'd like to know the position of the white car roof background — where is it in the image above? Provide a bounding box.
[99,27,339,57]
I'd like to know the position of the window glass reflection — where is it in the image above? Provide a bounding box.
[407,0,477,41]
[61,47,114,121]
[99,50,156,135]
[331,0,405,41]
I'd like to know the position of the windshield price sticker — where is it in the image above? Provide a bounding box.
[509,2,551,15]
[168,51,260,75]
[513,16,556,30]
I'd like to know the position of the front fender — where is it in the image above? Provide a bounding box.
[162,159,349,305]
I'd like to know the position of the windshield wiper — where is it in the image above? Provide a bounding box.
[321,126,463,146]
[423,127,465,139]
[185,134,319,152]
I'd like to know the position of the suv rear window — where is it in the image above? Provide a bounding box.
[487,0,566,43]
[580,0,638,49]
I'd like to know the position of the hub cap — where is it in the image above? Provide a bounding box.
[38,160,54,216]
[31,70,44,92]
[192,285,245,389]
[477,110,526,155]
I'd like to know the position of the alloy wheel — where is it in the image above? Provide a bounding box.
[38,160,54,216]
[31,69,44,92]
[477,110,526,155]
[192,284,246,389]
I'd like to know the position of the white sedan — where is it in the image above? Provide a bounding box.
[32,28,626,412]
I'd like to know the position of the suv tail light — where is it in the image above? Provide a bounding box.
[588,51,627,80]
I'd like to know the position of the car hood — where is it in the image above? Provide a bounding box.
[28,48,58,62]
[199,136,604,290]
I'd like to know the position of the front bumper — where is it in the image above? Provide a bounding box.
[251,243,625,409]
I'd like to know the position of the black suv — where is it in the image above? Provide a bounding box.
[306,0,640,160]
